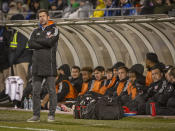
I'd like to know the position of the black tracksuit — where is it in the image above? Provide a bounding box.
[145,81,175,115]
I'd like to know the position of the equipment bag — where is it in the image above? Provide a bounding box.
[73,93,98,119]
[95,96,124,120]
[74,94,124,120]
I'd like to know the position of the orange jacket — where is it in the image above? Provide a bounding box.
[91,80,102,93]
[127,82,137,100]
[89,79,107,94]
[63,80,78,99]
[78,82,89,96]
[99,77,117,95]
[117,82,125,96]
[116,80,130,96]
[56,80,78,100]
[146,71,153,86]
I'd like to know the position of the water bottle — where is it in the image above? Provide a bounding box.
[150,102,156,116]
[28,96,33,110]
[24,97,28,110]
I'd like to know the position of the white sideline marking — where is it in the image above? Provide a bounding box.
[92,124,106,126]
[0,126,55,131]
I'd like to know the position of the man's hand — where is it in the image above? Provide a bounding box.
[47,34,54,38]
[46,32,54,38]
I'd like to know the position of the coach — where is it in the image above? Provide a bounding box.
[27,9,59,122]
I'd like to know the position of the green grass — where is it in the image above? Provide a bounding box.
[0,110,175,131]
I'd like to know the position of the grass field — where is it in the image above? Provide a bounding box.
[0,110,175,131]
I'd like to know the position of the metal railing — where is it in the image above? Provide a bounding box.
[0,7,174,21]
[1,14,174,27]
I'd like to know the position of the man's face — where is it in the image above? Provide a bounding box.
[171,77,175,84]
[169,68,175,84]
[152,69,163,83]
[51,5,57,10]
[57,69,64,75]
[118,68,127,81]
[113,68,118,77]
[128,72,136,84]
[146,59,150,69]
[34,2,40,9]
[120,0,127,4]
[165,70,171,82]
[81,71,91,82]
[105,0,112,6]
[156,0,162,4]
[39,12,49,26]
[106,71,113,80]
[70,0,76,4]
[169,75,175,84]
[94,70,104,81]
[17,2,22,9]
[58,0,63,4]
[71,68,80,79]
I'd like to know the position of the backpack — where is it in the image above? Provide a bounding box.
[95,96,124,120]
[73,93,98,119]
[80,98,97,119]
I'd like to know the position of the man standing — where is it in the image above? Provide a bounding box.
[9,14,32,91]
[27,9,59,122]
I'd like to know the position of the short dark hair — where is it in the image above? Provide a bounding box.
[81,67,93,74]
[112,61,125,70]
[169,67,175,78]
[128,69,136,74]
[72,65,81,72]
[37,9,49,17]
[106,68,113,73]
[94,66,105,72]
[151,63,165,73]
[146,52,159,64]
[129,64,144,75]
[118,66,128,72]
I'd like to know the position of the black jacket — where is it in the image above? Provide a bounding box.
[28,21,59,76]
[0,26,10,70]
[9,31,32,65]
[155,82,175,106]
[146,78,166,101]
[57,81,69,102]
[105,77,120,96]
[69,76,83,93]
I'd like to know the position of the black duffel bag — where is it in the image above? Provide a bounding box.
[74,94,124,120]
[74,93,98,119]
[95,96,124,120]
